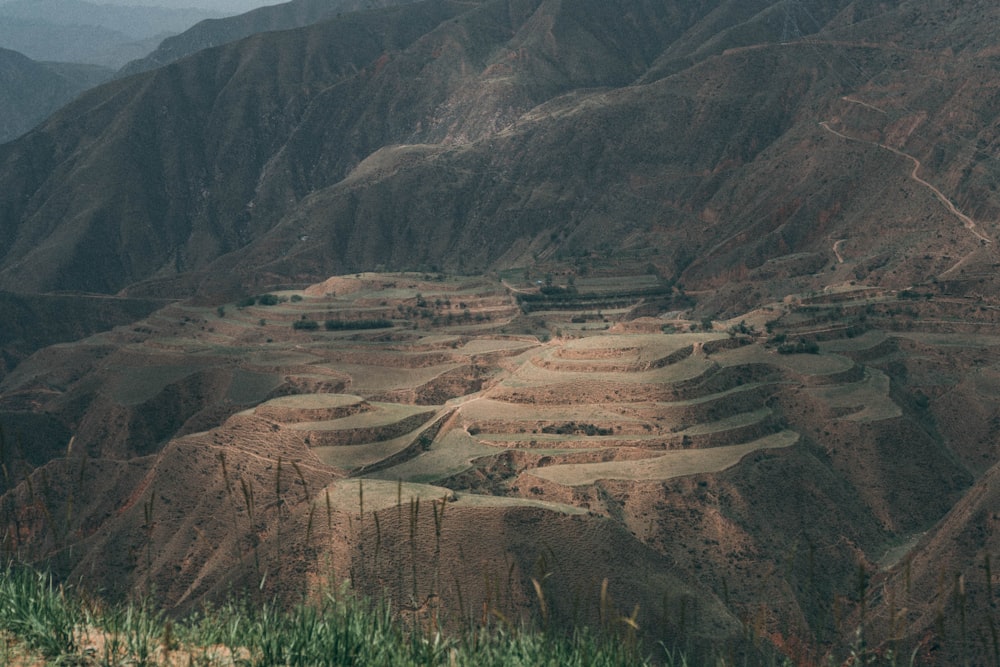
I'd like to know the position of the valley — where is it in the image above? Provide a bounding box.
[2,0,1000,664]
[2,268,998,664]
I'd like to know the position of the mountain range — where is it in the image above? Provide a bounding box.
[0,47,112,143]
[1,0,999,664]
[0,0,227,67]
[3,0,999,306]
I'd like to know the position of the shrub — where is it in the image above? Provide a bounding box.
[257,294,280,306]
[728,320,756,336]
[324,319,393,331]
[777,338,819,354]
[293,319,319,330]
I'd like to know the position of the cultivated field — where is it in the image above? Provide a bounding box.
[3,270,997,665]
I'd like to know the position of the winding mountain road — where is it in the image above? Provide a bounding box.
[818,120,992,245]
[832,238,846,263]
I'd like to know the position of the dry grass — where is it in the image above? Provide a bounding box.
[329,362,464,394]
[319,478,455,513]
[454,338,538,355]
[502,353,715,388]
[260,394,365,409]
[312,433,417,470]
[457,397,644,424]
[450,493,587,515]
[526,430,800,487]
[363,428,499,483]
[108,364,203,405]
[713,344,855,376]
[285,402,434,432]
[225,369,284,404]
[679,407,772,435]
[806,368,901,422]
[819,330,889,353]
[895,331,1000,347]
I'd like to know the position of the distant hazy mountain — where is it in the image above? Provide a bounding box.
[0,0,226,37]
[0,47,112,143]
[101,0,283,12]
[0,0,226,66]
[119,0,417,75]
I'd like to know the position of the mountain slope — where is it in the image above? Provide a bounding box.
[0,0,465,294]
[1,270,995,665]
[1,0,866,297]
[1,2,1000,664]
[3,0,1000,309]
[118,0,421,76]
[0,48,112,144]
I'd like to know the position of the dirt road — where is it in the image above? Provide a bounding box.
[819,121,992,245]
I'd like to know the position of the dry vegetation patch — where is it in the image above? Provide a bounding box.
[526,430,800,487]
[363,428,499,483]
[7,272,1000,665]
[287,402,436,447]
[253,393,369,422]
[713,344,855,377]
[312,432,419,471]
[330,361,464,394]
[806,368,901,422]
[320,478,454,514]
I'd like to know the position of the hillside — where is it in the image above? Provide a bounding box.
[1,0,999,664]
[2,0,998,309]
[0,0,864,296]
[0,48,112,144]
[0,272,996,664]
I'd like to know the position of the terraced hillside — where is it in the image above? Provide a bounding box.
[1,271,996,664]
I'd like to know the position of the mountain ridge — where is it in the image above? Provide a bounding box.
[118,0,422,76]
[0,47,113,144]
[2,0,873,297]
[1,2,1000,663]
[0,0,226,67]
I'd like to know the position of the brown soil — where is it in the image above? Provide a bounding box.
[0,273,997,665]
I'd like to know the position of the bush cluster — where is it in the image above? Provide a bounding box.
[324,319,393,331]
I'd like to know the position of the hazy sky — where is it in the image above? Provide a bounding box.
[103,0,279,12]
[0,0,282,14]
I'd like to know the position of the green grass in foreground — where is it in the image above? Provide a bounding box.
[0,566,669,666]
[1,566,928,666]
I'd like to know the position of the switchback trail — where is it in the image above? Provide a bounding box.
[819,121,992,245]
